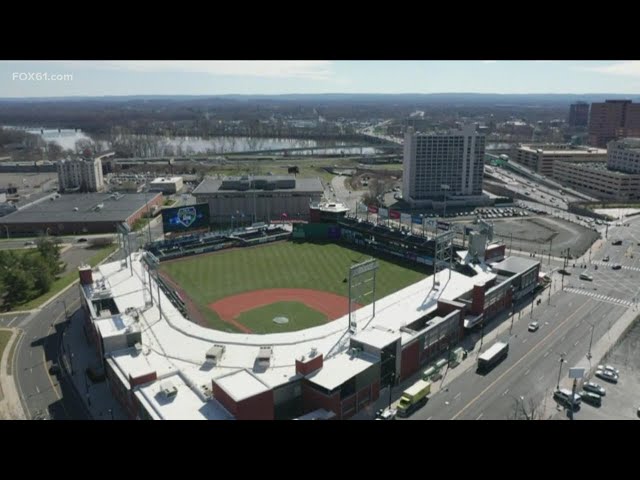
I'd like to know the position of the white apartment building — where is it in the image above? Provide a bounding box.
[57,157,104,193]
[402,125,485,207]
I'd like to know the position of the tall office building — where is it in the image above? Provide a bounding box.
[402,125,485,207]
[57,156,104,193]
[568,102,589,127]
[588,100,640,148]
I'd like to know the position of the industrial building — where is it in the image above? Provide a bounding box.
[149,176,184,194]
[193,175,323,224]
[402,125,486,208]
[511,144,607,177]
[0,192,162,236]
[76,236,540,420]
[57,156,105,193]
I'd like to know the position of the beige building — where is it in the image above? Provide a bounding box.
[57,157,104,193]
[607,138,640,174]
[554,161,640,202]
[149,176,184,194]
[512,144,607,177]
[193,175,323,224]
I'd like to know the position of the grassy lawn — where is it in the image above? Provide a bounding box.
[0,330,12,376]
[236,301,327,334]
[15,244,118,311]
[161,241,427,332]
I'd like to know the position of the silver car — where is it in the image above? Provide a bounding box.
[583,381,606,396]
[597,365,620,376]
[595,369,618,383]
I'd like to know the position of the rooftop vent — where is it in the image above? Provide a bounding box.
[160,381,178,399]
[257,346,273,367]
[134,342,143,355]
[310,347,318,358]
[205,344,226,364]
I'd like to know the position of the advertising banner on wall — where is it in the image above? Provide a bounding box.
[162,203,210,233]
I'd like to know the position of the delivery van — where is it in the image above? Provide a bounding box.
[397,380,431,417]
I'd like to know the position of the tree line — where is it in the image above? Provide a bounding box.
[0,237,65,310]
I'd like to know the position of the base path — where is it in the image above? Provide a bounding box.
[209,289,354,332]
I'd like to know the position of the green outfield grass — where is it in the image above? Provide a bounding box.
[236,301,327,334]
[160,241,427,332]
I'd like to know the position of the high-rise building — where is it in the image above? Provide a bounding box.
[568,102,589,127]
[57,156,104,193]
[402,125,485,207]
[588,100,640,148]
[607,138,640,174]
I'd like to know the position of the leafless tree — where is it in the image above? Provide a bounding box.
[508,396,541,420]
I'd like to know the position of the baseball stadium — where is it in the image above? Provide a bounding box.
[77,200,542,420]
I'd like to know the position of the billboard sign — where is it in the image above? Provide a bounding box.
[411,214,423,225]
[401,212,412,225]
[162,203,210,232]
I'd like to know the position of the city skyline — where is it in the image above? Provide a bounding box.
[2,60,640,98]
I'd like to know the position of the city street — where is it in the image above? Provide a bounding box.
[402,215,640,420]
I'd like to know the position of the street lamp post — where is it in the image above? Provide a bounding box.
[109,408,114,420]
[587,321,595,360]
[556,353,566,389]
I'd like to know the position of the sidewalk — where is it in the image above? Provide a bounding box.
[59,310,127,420]
[0,328,27,420]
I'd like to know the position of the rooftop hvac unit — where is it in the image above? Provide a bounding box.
[205,344,226,364]
[257,346,273,367]
[310,347,318,358]
[134,343,143,355]
[160,381,178,399]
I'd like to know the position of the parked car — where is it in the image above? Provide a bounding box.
[602,256,610,262]
[528,322,539,332]
[580,391,602,407]
[583,381,606,396]
[559,269,571,276]
[595,369,618,383]
[597,365,620,376]
[375,407,397,420]
[612,264,622,270]
[77,237,88,243]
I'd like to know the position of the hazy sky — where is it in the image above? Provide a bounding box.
[1,60,640,97]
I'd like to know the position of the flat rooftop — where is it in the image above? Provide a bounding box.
[519,144,606,156]
[151,177,182,183]
[492,256,540,275]
[0,192,160,225]
[307,351,379,391]
[557,161,640,177]
[135,373,233,420]
[214,370,271,402]
[193,176,323,195]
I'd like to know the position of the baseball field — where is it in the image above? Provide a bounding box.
[159,241,427,334]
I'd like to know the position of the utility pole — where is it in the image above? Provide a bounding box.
[587,322,595,360]
[548,237,552,266]
[556,354,565,390]
[548,279,552,305]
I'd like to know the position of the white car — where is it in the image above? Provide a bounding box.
[528,322,539,332]
[595,369,618,383]
[597,365,620,376]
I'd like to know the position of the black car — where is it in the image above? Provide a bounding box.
[559,269,571,276]
[612,264,622,270]
[77,238,88,243]
[581,391,602,407]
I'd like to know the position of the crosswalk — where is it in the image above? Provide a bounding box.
[590,261,640,272]
[564,287,634,307]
